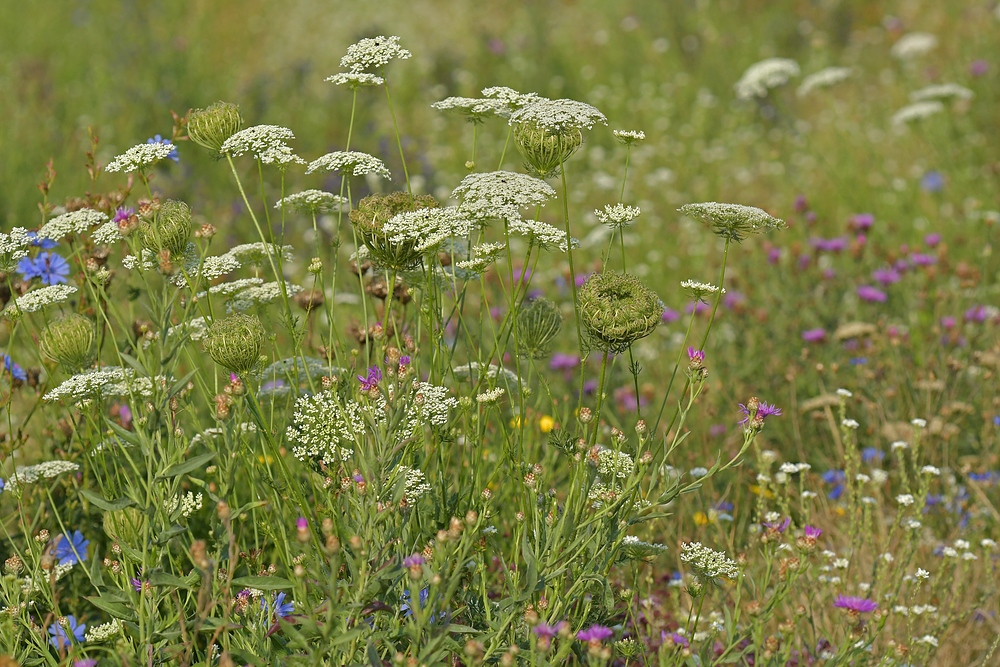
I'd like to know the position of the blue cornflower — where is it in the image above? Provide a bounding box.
[54,530,89,566]
[3,354,27,382]
[19,252,70,285]
[400,587,429,617]
[993,416,1000,427]
[147,135,179,163]
[262,591,294,621]
[25,231,58,249]
[920,170,944,193]
[48,615,86,649]
[861,447,884,464]
[822,469,845,500]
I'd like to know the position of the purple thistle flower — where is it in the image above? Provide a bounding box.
[794,195,809,213]
[833,595,877,613]
[856,285,887,303]
[577,624,614,642]
[970,59,988,77]
[910,252,936,267]
[940,316,957,330]
[661,307,681,323]
[923,232,942,246]
[738,400,782,426]
[112,206,135,223]
[687,347,705,364]
[296,517,308,531]
[849,213,874,232]
[804,525,822,539]
[549,353,580,371]
[872,268,901,286]
[801,328,826,343]
[75,660,99,667]
[662,631,690,648]
[763,517,791,533]
[533,622,560,638]
[964,306,989,323]
[767,247,781,264]
[723,291,746,309]
[357,365,382,391]
[402,553,425,568]
[48,615,86,649]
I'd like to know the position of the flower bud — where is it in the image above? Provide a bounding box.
[516,297,562,359]
[512,121,583,178]
[578,272,663,352]
[187,101,243,154]
[39,313,96,371]
[208,313,265,375]
[141,199,192,257]
[349,192,438,271]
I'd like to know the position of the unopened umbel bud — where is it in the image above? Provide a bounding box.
[39,313,96,371]
[208,314,265,375]
[188,101,243,154]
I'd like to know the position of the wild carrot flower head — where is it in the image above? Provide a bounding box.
[105,141,177,173]
[339,35,411,72]
[578,272,663,353]
[452,171,556,224]
[679,202,785,243]
[734,57,800,100]
[187,101,243,153]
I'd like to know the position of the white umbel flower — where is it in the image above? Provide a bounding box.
[909,83,974,103]
[481,86,541,117]
[454,242,506,273]
[431,96,504,122]
[507,218,573,252]
[39,209,108,241]
[891,32,937,60]
[221,125,304,166]
[680,542,740,579]
[797,67,852,97]
[681,280,725,301]
[891,101,944,126]
[105,141,176,173]
[678,202,785,242]
[4,460,79,495]
[0,227,32,270]
[225,242,293,265]
[382,207,476,253]
[275,190,347,213]
[508,98,607,132]
[595,203,641,228]
[452,171,557,224]
[476,387,505,403]
[85,619,123,643]
[306,151,391,179]
[8,284,78,315]
[339,35,411,72]
[734,58,800,100]
[612,129,645,145]
[324,71,384,87]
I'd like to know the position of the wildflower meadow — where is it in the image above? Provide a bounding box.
[0,2,998,665]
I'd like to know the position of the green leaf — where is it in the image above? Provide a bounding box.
[117,352,146,375]
[87,594,135,620]
[521,531,538,596]
[367,642,382,667]
[103,419,141,448]
[231,576,294,591]
[80,488,134,512]
[154,525,187,544]
[156,451,216,480]
[149,571,197,590]
[169,370,198,398]
[229,500,268,523]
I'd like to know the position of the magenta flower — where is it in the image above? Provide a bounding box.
[357,365,382,391]
[738,400,782,427]
[970,59,989,77]
[940,316,957,329]
[849,213,874,232]
[924,233,942,247]
[687,347,705,364]
[964,306,989,323]
[872,268,901,286]
[763,517,791,533]
[767,247,781,264]
[112,206,135,224]
[910,253,936,267]
[856,285,887,303]
[402,554,425,568]
[296,517,308,531]
[662,307,681,323]
[534,622,561,638]
[794,195,809,213]
[834,595,877,613]
[661,631,690,648]
[549,353,580,371]
[804,525,822,539]
[801,328,826,343]
[577,624,614,642]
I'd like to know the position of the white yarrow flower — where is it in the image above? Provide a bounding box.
[476,387,505,404]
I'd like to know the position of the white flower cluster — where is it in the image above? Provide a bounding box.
[681,280,725,300]
[164,491,203,518]
[324,71,384,87]
[734,57,800,100]
[891,101,944,126]
[306,151,391,179]
[613,129,645,144]
[383,207,476,253]
[7,285,78,316]
[0,227,31,270]
[287,390,368,465]
[105,141,176,173]
[92,220,124,245]
[509,97,607,133]
[480,86,541,117]
[405,382,459,429]
[165,315,209,342]
[453,362,520,387]
[172,248,242,288]
[221,125,304,166]
[39,209,108,241]
[226,242,294,265]
[393,465,432,501]
[678,202,785,241]
[4,460,79,496]
[227,281,303,313]
[43,367,156,403]
[452,171,556,224]
[507,217,572,252]
[909,83,974,103]
[595,203,641,228]
[476,387,505,404]
[778,462,811,474]
[431,96,504,122]
[797,67,852,97]
[621,535,668,560]
[85,619,123,643]
[275,190,347,213]
[22,562,74,594]
[339,35,411,72]
[596,449,635,479]
[891,32,938,60]
[209,278,264,295]
[896,494,915,507]
[455,242,506,273]
[680,542,740,579]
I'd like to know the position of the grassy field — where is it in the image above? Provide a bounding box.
[0,1,998,665]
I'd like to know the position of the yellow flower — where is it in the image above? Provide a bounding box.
[510,416,522,428]
[258,455,274,465]
[694,511,710,526]
[539,415,555,433]
[749,485,775,499]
